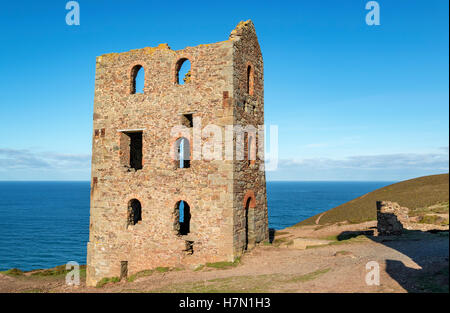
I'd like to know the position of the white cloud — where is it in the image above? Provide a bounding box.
[1,148,448,181]
[268,150,449,181]
[0,148,90,173]
[278,151,449,170]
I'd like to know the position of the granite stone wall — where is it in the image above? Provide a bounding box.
[86,20,268,286]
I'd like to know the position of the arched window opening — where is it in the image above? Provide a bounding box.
[174,200,191,236]
[246,65,254,95]
[131,65,145,94]
[176,58,191,85]
[174,137,190,168]
[248,135,254,166]
[127,199,142,226]
[244,133,256,166]
[243,191,256,251]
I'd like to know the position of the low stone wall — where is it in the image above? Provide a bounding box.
[376,201,410,236]
[376,201,449,235]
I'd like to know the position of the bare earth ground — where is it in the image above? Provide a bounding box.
[1,220,448,293]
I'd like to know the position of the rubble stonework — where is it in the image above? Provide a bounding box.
[86,20,268,286]
[376,201,410,235]
[376,201,449,236]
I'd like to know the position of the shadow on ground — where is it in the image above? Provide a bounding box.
[269,228,275,243]
[335,227,449,293]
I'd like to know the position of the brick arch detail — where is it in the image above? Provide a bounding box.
[243,190,256,208]
[171,197,195,219]
[128,60,149,94]
[125,195,145,220]
[169,135,193,162]
[244,131,257,166]
[173,54,195,85]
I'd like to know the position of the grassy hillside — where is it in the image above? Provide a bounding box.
[296,173,449,226]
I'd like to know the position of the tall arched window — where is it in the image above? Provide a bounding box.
[174,137,190,168]
[174,200,191,236]
[175,58,191,85]
[246,64,254,95]
[130,65,145,94]
[245,133,256,166]
[127,199,142,226]
[248,135,254,166]
[243,190,256,251]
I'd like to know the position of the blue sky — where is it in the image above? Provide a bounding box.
[0,0,448,181]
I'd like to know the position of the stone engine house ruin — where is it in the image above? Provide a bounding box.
[86,20,268,286]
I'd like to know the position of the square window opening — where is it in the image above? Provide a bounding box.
[120,131,143,171]
[181,114,193,128]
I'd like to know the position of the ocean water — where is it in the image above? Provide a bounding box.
[0,181,392,271]
[267,181,392,229]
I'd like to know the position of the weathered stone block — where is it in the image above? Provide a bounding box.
[376,201,409,236]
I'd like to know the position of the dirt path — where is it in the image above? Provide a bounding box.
[315,212,326,225]
[1,222,448,293]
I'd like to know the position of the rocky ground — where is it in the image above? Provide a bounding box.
[1,220,448,293]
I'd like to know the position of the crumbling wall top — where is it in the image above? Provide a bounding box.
[96,20,257,65]
[96,43,173,64]
[229,20,256,40]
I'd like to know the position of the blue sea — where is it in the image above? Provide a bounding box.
[0,181,392,271]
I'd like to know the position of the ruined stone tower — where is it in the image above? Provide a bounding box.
[86,20,268,286]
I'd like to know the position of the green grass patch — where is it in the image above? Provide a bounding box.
[272,236,294,246]
[323,235,341,241]
[289,268,331,283]
[127,266,182,282]
[334,250,352,256]
[205,257,240,269]
[154,275,268,293]
[127,269,154,282]
[418,215,449,226]
[154,269,332,293]
[410,202,449,216]
[1,265,87,281]
[96,276,120,288]
[30,265,86,277]
[155,267,170,273]
[1,268,24,276]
